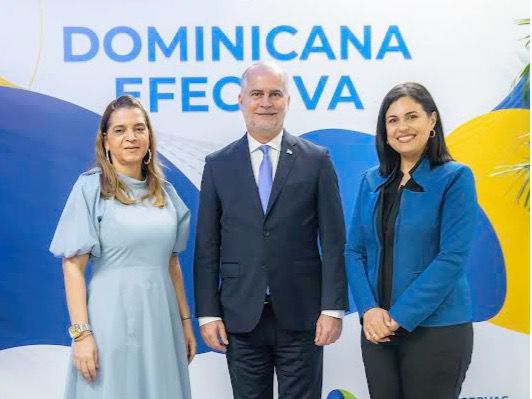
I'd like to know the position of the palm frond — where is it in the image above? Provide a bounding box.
[491,161,530,209]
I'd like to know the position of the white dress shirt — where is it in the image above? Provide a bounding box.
[199,131,344,326]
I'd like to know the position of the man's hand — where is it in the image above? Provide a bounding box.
[200,320,229,352]
[314,314,342,346]
[363,307,395,344]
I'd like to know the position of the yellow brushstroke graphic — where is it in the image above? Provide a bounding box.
[447,109,530,334]
[0,76,17,88]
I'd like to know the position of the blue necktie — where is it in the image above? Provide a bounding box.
[258,145,273,213]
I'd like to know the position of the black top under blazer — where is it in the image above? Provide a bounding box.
[194,132,348,333]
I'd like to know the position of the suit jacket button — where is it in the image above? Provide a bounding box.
[264,230,271,238]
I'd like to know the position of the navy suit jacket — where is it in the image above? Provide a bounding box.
[194,132,348,333]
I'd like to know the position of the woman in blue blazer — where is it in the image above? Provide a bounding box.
[346,82,478,399]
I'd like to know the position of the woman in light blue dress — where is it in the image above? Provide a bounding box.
[50,95,195,399]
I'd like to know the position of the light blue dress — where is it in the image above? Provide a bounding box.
[50,168,192,399]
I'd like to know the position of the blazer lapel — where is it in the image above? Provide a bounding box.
[235,135,265,217]
[265,131,296,217]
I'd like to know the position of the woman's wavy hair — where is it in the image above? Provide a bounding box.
[375,82,453,176]
[95,95,166,207]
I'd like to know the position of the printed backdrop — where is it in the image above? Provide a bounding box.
[0,1,529,398]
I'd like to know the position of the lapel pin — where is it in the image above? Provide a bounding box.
[286,149,293,155]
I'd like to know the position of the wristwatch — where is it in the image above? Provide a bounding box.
[68,323,92,339]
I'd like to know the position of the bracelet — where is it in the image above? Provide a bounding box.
[74,331,92,342]
[181,315,191,321]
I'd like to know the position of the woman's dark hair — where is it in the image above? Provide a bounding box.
[375,82,453,176]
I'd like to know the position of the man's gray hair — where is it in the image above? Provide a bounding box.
[240,61,289,93]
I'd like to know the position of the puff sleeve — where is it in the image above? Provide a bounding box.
[165,182,190,254]
[49,171,102,258]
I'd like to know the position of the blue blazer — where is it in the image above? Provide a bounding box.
[345,158,478,331]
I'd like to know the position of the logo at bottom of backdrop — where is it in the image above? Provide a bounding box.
[327,389,357,399]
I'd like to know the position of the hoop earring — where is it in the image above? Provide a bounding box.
[144,149,152,165]
[429,129,436,138]
[106,150,112,163]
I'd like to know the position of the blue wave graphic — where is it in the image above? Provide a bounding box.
[0,88,506,352]
[0,87,202,351]
[494,76,530,110]
[303,129,506,321]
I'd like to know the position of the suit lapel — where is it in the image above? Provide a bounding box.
[235,135,265,218]
[265,131,296,217]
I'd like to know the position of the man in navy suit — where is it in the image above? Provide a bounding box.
[194,62,348,399]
